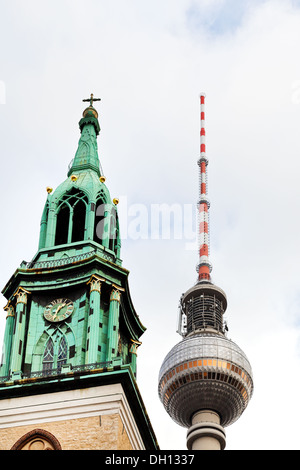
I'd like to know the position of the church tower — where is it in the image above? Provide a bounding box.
[0,95,158,450]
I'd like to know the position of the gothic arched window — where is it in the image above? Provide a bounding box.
[42,337,54,374]
[42,335,68,374]
[55,203,70,246]
[55,189,88,246]
[93,190,109,246]
[11,429,62,450]
[57,336,68,372]
[71,198,86,242]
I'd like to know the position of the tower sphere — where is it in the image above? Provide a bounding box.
[83,106,98,119]
[158,330,254,428]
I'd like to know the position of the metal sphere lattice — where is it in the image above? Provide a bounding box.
[158,332,254,428]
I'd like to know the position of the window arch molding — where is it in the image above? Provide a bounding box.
[32,324,75,374]
[11,428,62,450]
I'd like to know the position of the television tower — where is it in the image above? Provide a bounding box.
[158,95,254,450]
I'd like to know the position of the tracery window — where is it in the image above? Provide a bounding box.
[11,429,62,450]
[55,188,88,246]
[42,335,68,374]
[57,336,68,371]
[42,337,54,373]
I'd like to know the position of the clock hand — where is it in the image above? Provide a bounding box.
[53,303,65,319]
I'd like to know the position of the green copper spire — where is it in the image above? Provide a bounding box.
[0,94,143,379]
[68,94,101,177]
[32,94,121,265]
[0,95,158,450]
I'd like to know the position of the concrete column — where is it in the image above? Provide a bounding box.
[0,303,15,377]
[129,340,141,378]
[186,410,226,451]
[10,288,30,376]
[86,275,105,364]
[107,286,124,362]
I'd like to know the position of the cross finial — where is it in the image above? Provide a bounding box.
[82,93,101,107]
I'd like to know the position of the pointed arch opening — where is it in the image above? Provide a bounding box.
[94,198,105,244]
[72,198,86,242]
[55,188,88,246]
[11,429,62,450]
[42,337,54,374]
[57,336,68,372]
[41,331,68,375]
[55,203,70,246]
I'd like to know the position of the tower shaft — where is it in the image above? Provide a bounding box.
[187,410,226,451]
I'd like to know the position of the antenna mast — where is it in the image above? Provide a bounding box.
[197,94,212,283]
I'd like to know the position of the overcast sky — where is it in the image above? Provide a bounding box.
[0,0,300,450]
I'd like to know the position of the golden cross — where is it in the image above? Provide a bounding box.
[82,93,101,107]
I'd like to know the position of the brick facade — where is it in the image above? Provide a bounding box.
[0,414,132,450]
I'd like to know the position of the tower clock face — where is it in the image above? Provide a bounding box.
[44,298,74,323]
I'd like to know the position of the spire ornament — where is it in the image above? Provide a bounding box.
[79,93,101,136]
[82,93,101,108]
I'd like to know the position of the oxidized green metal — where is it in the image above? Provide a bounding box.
[0,100,145,384]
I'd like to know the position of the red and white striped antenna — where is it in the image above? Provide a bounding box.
[197,93,212,283]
